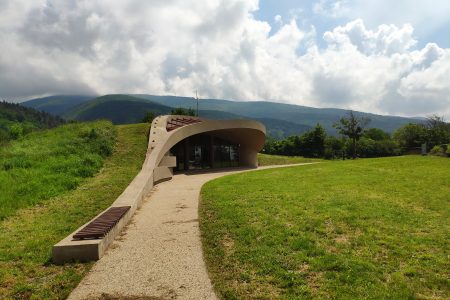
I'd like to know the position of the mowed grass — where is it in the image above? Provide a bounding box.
[0,123,149,299]
[258,153,321,166]
[0,121,116,220]
[200,156,450,299]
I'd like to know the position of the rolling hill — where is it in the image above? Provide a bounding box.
[22,95,94,115]
[132,94,422,134]
[22,94,423,138]
[62,95,172,124]
[58,95,311,137]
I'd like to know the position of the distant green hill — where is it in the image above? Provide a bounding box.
[0,101,65,143]
[61,95,241,123]
[132,94,422,134]
[196,111,311,138]
[60,95,311,138]
[255,118,311,139]
[23,93,422,138]
[22,95,94,115]
[62,95,172,124]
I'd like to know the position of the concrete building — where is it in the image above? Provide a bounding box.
[53,115,266,263]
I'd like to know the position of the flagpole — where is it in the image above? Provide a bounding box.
[196,90,199,117]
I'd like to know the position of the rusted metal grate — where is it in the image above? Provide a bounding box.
[73,206,131,240]
[166,118,202,132]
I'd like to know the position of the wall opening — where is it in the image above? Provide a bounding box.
[170,133,240,171]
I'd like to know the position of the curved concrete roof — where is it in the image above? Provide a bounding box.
[145,115,266,172]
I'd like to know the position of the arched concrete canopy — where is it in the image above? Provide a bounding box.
[144,115,266,173]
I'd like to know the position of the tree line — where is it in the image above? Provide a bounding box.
[0,101,66,143]
[263,111,450,159]
[142,107,196,123]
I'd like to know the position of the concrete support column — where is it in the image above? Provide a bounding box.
[209,135,214,168]
[239,146,258,167]
[184,139,190,171]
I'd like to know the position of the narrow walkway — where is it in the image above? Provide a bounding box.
[69,164,314,300]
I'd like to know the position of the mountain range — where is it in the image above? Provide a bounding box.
[22,94,422,139]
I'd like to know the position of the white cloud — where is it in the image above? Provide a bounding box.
[323,19,417,55]
[274,14,283,26]
[0,0,449,118]
[313,0,350,19]
[349,0,450,36]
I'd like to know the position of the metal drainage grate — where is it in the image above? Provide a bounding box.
[73,206,131,240]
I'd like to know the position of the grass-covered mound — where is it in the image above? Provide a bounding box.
[0,123,149,299]
[0,121,116,220]
[258,153,320,166]
[200,156,449,299]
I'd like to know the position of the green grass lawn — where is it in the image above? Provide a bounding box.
[200,156,450,299]
[0,123,149,299]
[0,121,116,220]
[258,153,321,166]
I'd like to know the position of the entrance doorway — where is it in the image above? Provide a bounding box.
[171,133,239,171]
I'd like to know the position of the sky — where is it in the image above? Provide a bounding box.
[0,0,449,118]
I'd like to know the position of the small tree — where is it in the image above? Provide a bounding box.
[363,128,390,141]
[9,123,24,139]
[324,136,344,159]
[333,111,370,159]
[393,123,427,150]
[299,124,326,157]
[425,115,450,148]
[142,111,156,123]
[171,107,196,116]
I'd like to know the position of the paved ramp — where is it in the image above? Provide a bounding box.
[69,164,314,299]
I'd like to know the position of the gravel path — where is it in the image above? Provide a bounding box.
[68,164,314,300]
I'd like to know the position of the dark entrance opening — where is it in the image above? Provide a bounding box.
[171,133,240,171]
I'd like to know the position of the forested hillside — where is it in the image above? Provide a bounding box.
[22,95,94,115]
[0,101,65,143]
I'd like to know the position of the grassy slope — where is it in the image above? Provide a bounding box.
[0,121,116,220]
[258,153,321,166]
[200,156,450,299]
[0,123,149,299]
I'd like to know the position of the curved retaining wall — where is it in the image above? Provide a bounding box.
[52,116,266,264]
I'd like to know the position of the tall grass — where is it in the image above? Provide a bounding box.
[0,121,116,220]
[0,123,148,299]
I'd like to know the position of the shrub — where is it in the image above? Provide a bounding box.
[364,128,390,141]
[393,123,427,150]
[142,111,156,123]
[171,107,196,116]
[298,124,326,158]
[324,136,344,159]
[81,124,117,157]
[9,123,24,139]
[429,145,445,156]
[354,138,401,158]
[374,139,402,157]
